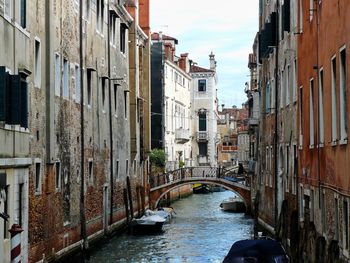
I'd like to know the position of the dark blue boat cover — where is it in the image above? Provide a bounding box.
[223,239,289,263]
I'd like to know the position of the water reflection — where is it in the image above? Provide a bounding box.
[90,191,254,262]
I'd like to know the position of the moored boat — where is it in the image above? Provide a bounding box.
[220,196,245,212]
[223,238,290,263]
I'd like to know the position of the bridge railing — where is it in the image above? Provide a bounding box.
[150,167,250,189]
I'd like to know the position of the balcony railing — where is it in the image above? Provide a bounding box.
[196,131,209,141]
[175,128,190,143]
[248,118,259,126]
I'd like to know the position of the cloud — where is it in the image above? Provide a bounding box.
[151,0,259,107]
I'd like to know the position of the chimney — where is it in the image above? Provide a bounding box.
[178,53,189,72]
[164,43,173,62]
[209,51,217,71]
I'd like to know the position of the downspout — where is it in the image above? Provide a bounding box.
[79,0,88,255]
[274,1,280,230]
[107,2,114,227]
[315,1,321,209]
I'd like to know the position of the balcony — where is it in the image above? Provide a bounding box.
[196,131,209,141]
[175,128,190,143]
[248,118,259,126]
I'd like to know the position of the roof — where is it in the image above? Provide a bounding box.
[151,32,178,44]
[190,65,214,73]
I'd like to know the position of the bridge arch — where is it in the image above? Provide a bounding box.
[149,176,251,212]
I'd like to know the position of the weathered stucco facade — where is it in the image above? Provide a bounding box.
[1,0,151,261]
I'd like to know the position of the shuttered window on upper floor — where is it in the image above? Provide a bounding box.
[0,67,28,128]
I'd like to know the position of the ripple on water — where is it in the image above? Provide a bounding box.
[89,191,254,262]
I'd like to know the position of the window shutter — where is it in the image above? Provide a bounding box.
[283,0,291,32]
[8,75,21,125]
[20,80,28,128]
[0,67,7,121]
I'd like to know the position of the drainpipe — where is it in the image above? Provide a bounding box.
[315,1,321,209]
[274,1,280,231]
[79,0,88,255]
[107,0,114,229]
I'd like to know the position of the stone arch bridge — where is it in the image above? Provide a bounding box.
[149,167,251,211]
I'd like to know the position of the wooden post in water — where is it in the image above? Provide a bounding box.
[123,188,130,223]
[127,176,134,219]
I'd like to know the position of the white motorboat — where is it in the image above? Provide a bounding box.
[220,196,245,212]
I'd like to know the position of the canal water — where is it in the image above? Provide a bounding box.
[89,190,254,263]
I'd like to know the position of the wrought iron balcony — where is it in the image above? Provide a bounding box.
[196,131,209,141]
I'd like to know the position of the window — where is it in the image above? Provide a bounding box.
[339,48,348,143]
[335,198,339,240]
[110,12,117,46]
[55,161,61,190]
[114,84,118,113]
[286,145,289,192]
[4,0,11,19]
[309,0,313,22]
[321,191,326,233]
[319,69,324,145]
[87,69,92,106]
[0,67,29,128]
[344,200,349,250]
[88,160,93,183]
[271,78,275,113]
[75,65,81,102]
[116,160,119,180]
[96,0,104,33]
[124,90,128,119]
[120,24,127,54]
[300,186,304,220]
[299,86,303,147]
[331,56,337,143]
[35,162,41,193]
[266,82,270,113]
[280,70,284,108]
[309,79,314,147]
[63,59,69,98]
[55,54,60,96]
[34,39,41,87]
[299,0,303,32]
[102,77,106,110]
[292,145,297,194]
[84,0,90,20]
[286,65,290,105]
[126,160,129,176]
[198,112,206,131]
[293,59,297,102]
[20,0,26,28]
[198,142,208,156]
[198,79,206,92]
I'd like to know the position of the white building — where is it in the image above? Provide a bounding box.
[151,33,192,171]
[190,53,219,167]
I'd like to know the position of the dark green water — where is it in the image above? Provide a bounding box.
[89,191,254,263]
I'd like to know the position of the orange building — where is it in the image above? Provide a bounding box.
[297,0,350,260]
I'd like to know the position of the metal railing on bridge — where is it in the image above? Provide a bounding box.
[150,167,250,189]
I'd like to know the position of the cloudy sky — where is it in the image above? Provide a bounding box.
[150,0,259,108]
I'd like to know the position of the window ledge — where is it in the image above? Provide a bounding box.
[309,144,315,149]
[339,138,348,145]
[331,141,337,147]
[318,143,324,148]
[14,22,30,38]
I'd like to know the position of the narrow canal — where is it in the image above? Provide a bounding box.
[89,190,254,262]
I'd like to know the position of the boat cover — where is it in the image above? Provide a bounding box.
[223,239,289,263]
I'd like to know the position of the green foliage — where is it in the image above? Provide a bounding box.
[150,148,166,168]
[179,160,185,168]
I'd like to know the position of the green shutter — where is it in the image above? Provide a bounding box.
[20,80,28,128]
[9,75,21,125]
[0,67,7,121]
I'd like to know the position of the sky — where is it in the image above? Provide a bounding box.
[150,0,259,108]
